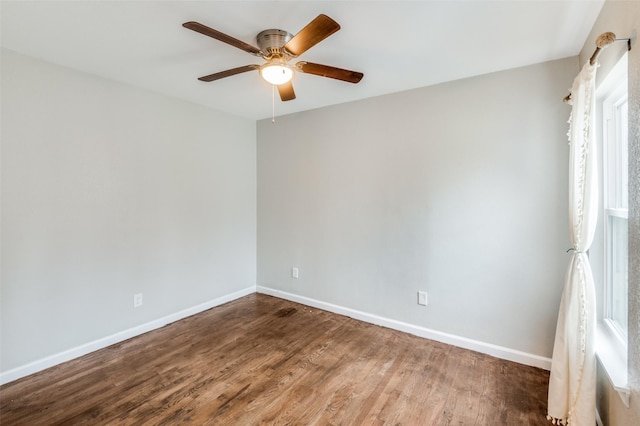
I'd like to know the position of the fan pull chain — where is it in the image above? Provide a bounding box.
[272,85,276,123]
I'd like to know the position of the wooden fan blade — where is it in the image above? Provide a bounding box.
[283,14,340,57]
[198,65,259,82]
[296,62,363,83]
[183,21,262,56]
[277,81,296,101]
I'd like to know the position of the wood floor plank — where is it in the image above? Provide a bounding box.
[0,294,551,425]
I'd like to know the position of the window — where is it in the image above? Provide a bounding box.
[601,54,628,344]
[594,52,630,406]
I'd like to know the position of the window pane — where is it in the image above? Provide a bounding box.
[617,100,628,209]
[608,215,628,337]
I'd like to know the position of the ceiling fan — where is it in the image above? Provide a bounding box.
[182,14,364,102]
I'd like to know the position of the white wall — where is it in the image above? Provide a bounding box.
[0,50,256,375]
[257,57,577,360]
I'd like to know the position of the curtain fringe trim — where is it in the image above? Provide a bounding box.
[547,414,571,425]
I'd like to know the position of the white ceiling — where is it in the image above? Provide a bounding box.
[1,1,604,120]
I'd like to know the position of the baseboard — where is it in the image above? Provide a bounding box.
[596,408,603,426]
[257,286,552,371]
[2,284,551,386]
[0,286,256,386]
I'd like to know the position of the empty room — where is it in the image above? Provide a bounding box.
[1,1,638,425]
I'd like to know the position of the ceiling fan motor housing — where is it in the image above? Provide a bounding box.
[257,29,293,58]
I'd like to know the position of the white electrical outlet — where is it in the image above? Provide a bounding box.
[133,293,143,308]
[292,267,299,279]
[417,291,428,306]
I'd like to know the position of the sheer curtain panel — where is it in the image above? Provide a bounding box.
[547,62,598,425]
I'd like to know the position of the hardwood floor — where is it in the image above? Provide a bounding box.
[0,294,550,425]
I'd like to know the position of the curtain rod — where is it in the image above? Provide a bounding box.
[563,32,631,103]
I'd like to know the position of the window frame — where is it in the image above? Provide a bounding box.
[594,52,630,407]
[600,62,628,345]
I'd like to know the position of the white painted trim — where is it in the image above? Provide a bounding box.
[596,324,630,407]
[0,286,256,385]
[2,284,551,386]
[257,286,552,370]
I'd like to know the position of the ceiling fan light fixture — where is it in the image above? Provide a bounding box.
[260,62,293,85]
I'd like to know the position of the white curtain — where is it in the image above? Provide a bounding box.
[547,61,599,426]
